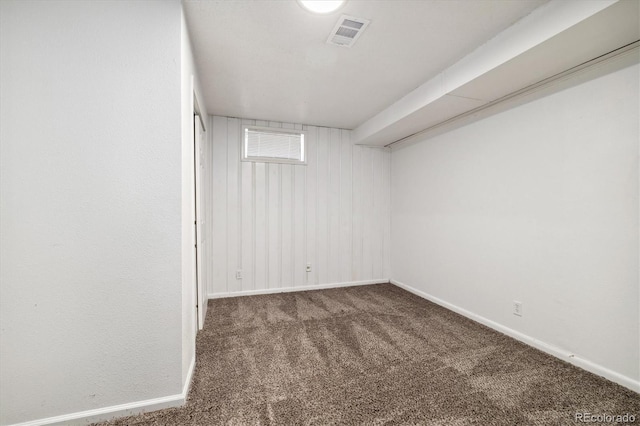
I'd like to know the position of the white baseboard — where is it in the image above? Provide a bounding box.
[208,279,389,299]
[10,357,196,426]
[391,279,640,393]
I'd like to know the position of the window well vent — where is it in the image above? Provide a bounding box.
[327,15,370,48]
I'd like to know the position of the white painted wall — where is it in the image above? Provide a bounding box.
[0,1,188,424]
[391,55,639,389]
[209,117,390,296]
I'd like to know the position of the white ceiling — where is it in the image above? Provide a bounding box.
[353,0,640,146]
[183,0,548,130]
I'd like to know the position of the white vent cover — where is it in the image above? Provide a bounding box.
[242,126,306,164]
[326,15,370,48]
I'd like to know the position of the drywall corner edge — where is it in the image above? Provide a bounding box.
[7,358,196,426]
[390,279,640,394]
[207,279,390,299]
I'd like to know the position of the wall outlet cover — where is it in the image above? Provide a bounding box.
[513,301,523,316]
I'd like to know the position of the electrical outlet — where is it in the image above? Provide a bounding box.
[306,263,312,272]
[236,270,242,280]
[513,301,523,317]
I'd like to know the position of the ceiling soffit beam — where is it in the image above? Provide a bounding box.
[392,42,639,150]
[352,0,619,146]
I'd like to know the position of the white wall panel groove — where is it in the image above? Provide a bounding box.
[209,116,390,296]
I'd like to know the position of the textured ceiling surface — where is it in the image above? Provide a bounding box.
[184,0,548,129]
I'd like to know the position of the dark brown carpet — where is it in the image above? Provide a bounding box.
[98,283,639,425]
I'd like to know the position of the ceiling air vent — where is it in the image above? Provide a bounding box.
[326,15,370,48]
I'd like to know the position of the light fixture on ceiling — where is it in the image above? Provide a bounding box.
[297,0,346,14]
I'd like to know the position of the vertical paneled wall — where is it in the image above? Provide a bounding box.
[209,115,390,296]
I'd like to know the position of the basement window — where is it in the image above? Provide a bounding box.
[242,126,306,165]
